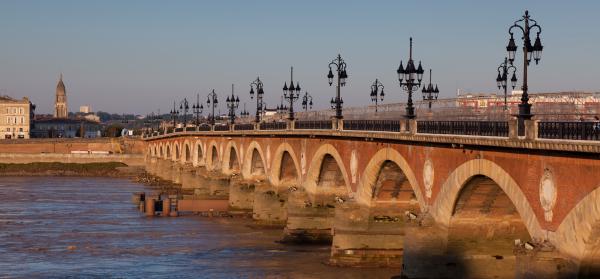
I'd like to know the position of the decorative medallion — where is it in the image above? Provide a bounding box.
[539,168,557,222]
[423,159,434,198]
[350,150,358,184]
[301,151,306,175]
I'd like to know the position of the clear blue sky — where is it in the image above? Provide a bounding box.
[0,0,598,115]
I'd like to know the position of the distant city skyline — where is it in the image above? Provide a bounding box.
[0,1,599,115]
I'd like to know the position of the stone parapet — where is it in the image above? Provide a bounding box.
[145,128,600,154]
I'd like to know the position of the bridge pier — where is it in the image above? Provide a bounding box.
[170,163,183,184]
[282,190,335,244]
[228,176,255,213]
[252,183,287,226]
[180,166,200,189]
[329,202,410,267]
[154,159,175,181]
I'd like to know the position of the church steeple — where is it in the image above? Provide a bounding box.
[54,73,68,118]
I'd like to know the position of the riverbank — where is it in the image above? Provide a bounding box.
[0,162,141,177]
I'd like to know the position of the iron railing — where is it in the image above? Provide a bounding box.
[295,120,332,130]
[343,120,401,132]
[198,124,211,131]
[259,122,287,130]
[213,124,230,131]
[185,127,195,132]
[418,121,508,137]
[174,127,183,133]
[234,123,255,131]
[538,121,600,140]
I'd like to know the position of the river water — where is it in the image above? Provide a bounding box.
[0,177,398,278]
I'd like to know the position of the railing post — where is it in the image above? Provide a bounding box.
[408,119,417,135]
[230,124,234,132]
[400,119,408,133]
[508,118,518,139]
[525,120,539,140]
[287,119,295,131]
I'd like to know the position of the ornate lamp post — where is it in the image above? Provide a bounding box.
[276,95,287,116]
[370,78,385,112]
[206,89,218,126]
[422,69,439,109]
[249,77,265,123]
[179,98,189,127]
[496,57,518,111]
[226,84,240,124]
[327,54,348,119]
[240,103,250,118]
[282,67,301,120]
[397,37,425,119]
[301,91,313,112]
[169,101,179,128]
[506,10,543,125]
[192,93,203,125]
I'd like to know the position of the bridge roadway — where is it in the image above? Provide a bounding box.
[142,120,600,278]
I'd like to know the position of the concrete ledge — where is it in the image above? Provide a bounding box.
[0,153,145,166]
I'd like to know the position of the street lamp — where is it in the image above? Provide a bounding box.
[327,54,348,119]
[422,69,439,109]
[370,78,385,112]
[506,10,543,127]
[226,84,240,124]
[206,89,218,126]
[282,67,301,120]
[179,98,189,127]
[192,93,203,125]
[170,101,179,128]
[301,91,313,112]
[496,57,518,111]
[249,77,265,123]
[397,37,425,119]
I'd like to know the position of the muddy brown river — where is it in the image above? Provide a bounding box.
[0,177,398,278]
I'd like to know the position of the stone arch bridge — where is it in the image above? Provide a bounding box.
[143,123,600,278]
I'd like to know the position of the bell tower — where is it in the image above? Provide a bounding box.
[54,73,68,118]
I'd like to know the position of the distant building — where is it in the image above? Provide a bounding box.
[31,118,101,138]
[0,96,33,139]
[455,91,600,120]
[82,113,100,122]
[79,105,91,113]
[54,74,68,118]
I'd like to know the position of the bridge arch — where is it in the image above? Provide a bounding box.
[553,185,600,266]
[206,140,220,171]
[174,142,181,162]
[166,144,171,160]
[182,140,192,164]
[304,143,351,197]
[153,144,158,157]
[430,158,543,239]
[193,140,205,167]
[357,147,425,212]
[222,140,241,175]
[270,142,301,187]
[242,141,266,180]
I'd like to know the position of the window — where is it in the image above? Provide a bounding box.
[19,128,23,132]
